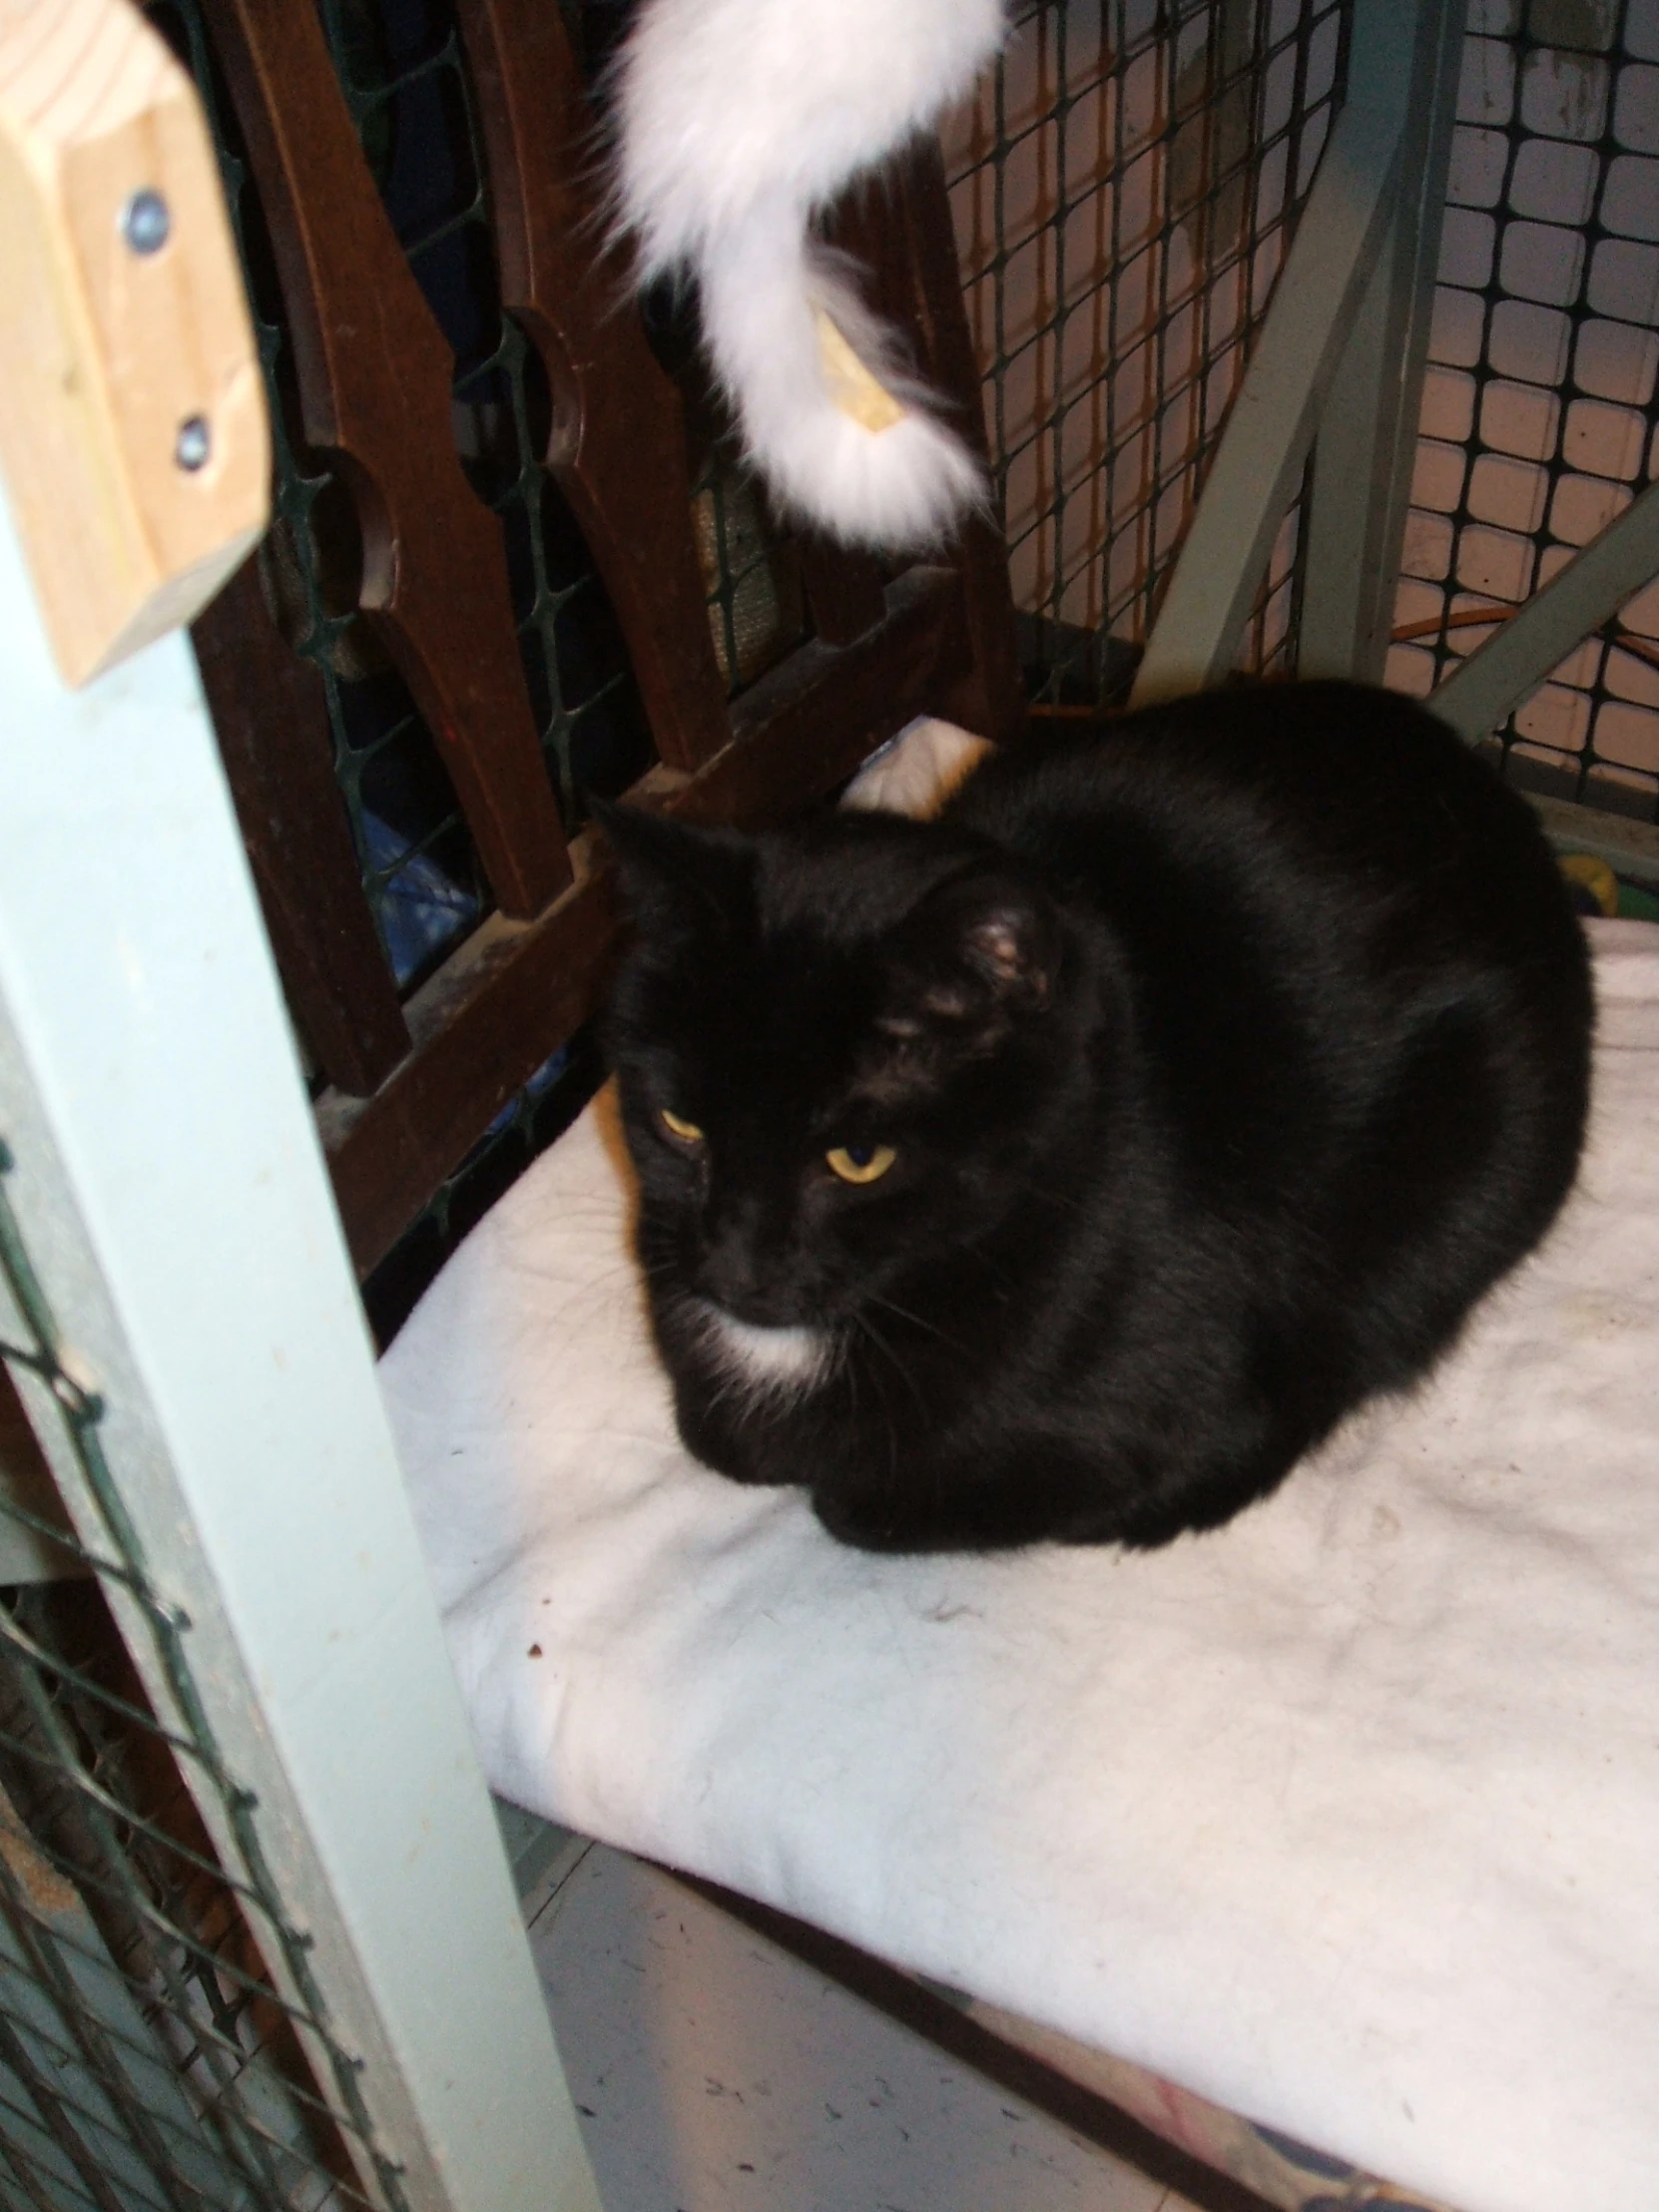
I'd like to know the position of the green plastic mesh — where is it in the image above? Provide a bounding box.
[0,1145,403,2212]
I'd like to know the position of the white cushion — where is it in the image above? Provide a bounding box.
[382,740,1659,2212]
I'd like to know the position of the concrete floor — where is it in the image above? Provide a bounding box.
[529,1841,1214,2212]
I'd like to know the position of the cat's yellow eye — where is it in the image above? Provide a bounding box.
[659,1107,704,1143]
[827,1142,896,1186]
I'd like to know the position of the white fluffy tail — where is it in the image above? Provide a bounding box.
[697,214,986,548]
[613,0,1006,551]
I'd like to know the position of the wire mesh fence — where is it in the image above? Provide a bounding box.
[1385,0,1659,824]
[0,1146,405,2212]
[942,0,1349,703]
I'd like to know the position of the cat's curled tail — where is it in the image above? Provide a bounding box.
[613,0,1005,549]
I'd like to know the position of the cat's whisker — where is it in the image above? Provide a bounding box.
[865,1292,970,1359]
[850,1310,929,1423]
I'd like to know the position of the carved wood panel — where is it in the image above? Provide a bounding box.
[201,0,572,919]
[455,0,732,777]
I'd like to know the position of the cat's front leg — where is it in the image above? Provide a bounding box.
[814,1412,1316,1553]
[811,1483,966,1552]
[670,1378,806,1488]
[811,1433,1125,1555]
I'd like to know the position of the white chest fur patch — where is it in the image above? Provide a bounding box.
[698,1305,834,1398]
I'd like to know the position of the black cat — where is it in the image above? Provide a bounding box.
[598,682,1593,1553]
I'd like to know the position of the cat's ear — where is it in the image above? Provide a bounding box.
[592,800,754,940]
[887,866,1059,1042]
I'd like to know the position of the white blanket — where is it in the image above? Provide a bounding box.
[383,788,1659,2212]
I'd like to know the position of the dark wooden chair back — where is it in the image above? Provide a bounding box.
[182,0,1021,1297]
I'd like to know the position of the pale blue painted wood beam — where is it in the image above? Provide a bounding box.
[1299,0,1468,683]
[0,494,604,2212]
[1430,479,1659,741]
[1130,0,1446,703]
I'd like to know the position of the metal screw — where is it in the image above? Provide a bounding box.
[175,415,212,471]
[121,189,171,255]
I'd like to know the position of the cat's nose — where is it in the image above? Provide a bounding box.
[695,1235,804,1326]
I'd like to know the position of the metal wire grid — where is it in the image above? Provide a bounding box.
[942,0,1350,703]
[0,1150,404,2212]
[1386,0,1659,822]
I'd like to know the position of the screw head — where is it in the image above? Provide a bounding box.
[175,415,212,471]
[121,189,171,255]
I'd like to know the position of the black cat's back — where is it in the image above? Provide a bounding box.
[950,683,1589,1239]
[603,681,1593,1554]
[930,683,1593,1539]
[951,682,1578,993]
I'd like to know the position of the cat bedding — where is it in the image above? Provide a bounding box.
[382,721,1659,2212]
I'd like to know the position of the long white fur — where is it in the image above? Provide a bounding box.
[615,0,1006,548]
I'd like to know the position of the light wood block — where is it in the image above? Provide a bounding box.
[0,0,269,687]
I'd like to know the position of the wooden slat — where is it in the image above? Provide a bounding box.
[201,0,571,919]
[192,556,410,1098]
[798,537,889,647]
[320,567,969,1276]
[885,143,1025,744]
[674,566,969,828]
[456,0,730,775]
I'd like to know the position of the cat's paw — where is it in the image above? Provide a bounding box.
[673,1393,799,1488]
[811,1486,937,1553]
[812,1483,1029,1555]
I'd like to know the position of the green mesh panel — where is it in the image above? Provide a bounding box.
[0,1146,403,2212]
